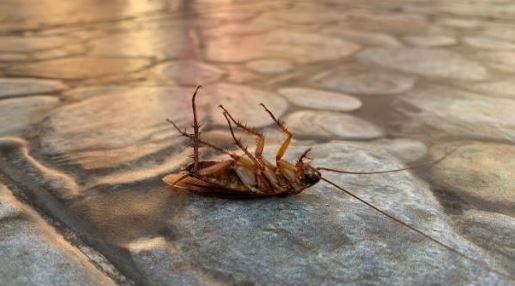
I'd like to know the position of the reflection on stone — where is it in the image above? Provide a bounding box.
[312,62,416,95]
[38,86,195,170]
[0,137,80,198]
[482,26,515,42]
[396,85,515,142]
[364,138,428,163]
[204,30,360,63]
[463,36,515,50]
[0,96,59,136]
[430,142,515,211]
[462,81,515,98]
[1,0,514,284]
[279,87,361,111]
[285,110,384,140]
[0,0,165,31]
[343,12,434,34]
[0,78,67,98]
[0,36,69,53]
[246,59,293,75]
[8,57,151,79]
[359,48,487,80]
[150,60,226,85]
[0,183,115,285]
[436,17,482,29]
[204,83,288,128]
[90,29,192,59]
[322,29,402,47]
[476,51,515,72]
[404,35,457,47]
[203,22,272,39]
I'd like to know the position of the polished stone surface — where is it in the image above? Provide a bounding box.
[0,0,514,285]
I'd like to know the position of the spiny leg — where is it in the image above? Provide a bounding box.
[220,111,270,191]
[221,112,263,168]
[259,103,292,162]
[191,85,202,174]
[198,160,234,176]
[219,106,282,194]
[167,118,239,160]
[218,105,265,159]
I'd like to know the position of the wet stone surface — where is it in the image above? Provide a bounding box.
[0,36,71,53]
[429,142,515,212]
[0,96,60,136]
[321,29,402,48]
[38,86,194,170]
[395,85,515,142]
[463,36,515,50]
[476,51,515,73]
[278,87,362,111]
[0,78,67,99]
[204,30,360,63]
[8,57,152,80]
[245,59,294,75]
[72,144,512,286]
[403,35,457,47]
[285,110,384,140]
[0,183,116,286]
[1,1,514,285]
[150,60,226,86]
[358,48,487,80]
[204,83,289,128]
[462,81,515,98]
[453,210,515,275]
[312,62,417,95]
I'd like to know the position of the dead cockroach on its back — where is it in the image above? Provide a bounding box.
[162,86,510,279]
[164,86,322,197]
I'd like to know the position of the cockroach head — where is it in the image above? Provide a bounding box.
[296,148,321,185]
[301,163,321,185]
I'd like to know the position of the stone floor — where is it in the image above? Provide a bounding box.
[0,0,514,285]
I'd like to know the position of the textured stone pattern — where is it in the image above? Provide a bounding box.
[0,0,514,285]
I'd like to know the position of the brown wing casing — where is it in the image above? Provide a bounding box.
[163,161,253,194]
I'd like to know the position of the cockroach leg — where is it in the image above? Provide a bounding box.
[219,105,277,173]
[221,111,266,190]
[198,160,234,176]
[259,103,292,162]
[221,111,263,168]
[296,147,313,169]
[166,118,240,160]
[219,105,277,191]
[191,85,202,174]
[219,105,265,159]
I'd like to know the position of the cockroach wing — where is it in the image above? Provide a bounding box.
[162,173,186,186]
[163,172,216,192]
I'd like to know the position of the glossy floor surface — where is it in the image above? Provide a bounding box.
[0,1,514,285]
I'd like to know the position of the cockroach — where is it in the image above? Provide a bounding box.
[163,85,446,197]
[163,86,510,279]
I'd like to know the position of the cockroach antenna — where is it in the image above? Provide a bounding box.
[319,176,512,279]
[316,146,461,175]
